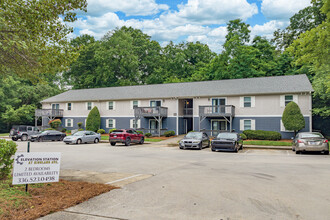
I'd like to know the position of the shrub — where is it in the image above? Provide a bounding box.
[240,133,247,140]
[145,133,152,137]
[243,130,281,141]
[61,128,67,133]
[164,130,175,137]
[86,106,101,132]
[97,129,105,134]
[282,102,305,136]
[66,130,71,134]
[44,128,56,131]
[77,122,83,129]
[136,130,143,134]
[109,128,117,134]
[48,119,62,129]
[0,139,17,180]
[78,128,84,131]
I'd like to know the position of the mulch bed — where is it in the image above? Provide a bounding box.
[1,179,118,220]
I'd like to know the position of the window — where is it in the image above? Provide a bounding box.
[150,100,161,107]
[87,102,92,110]
[106,119,116,129]
[130,119,140,129]
[27,127,33,131]
[65,119,73,127]
[285,95,293,106]
[132,100,139,108]
[52,103,59,109]
[67,103,72,111]
[244,97,251,107]
[108,101,114,110]
[244,120,251,130]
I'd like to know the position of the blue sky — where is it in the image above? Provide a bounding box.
[68,0,311,52]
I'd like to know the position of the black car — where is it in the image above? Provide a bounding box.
[10,125,40,141]
[179,132,210,150]
[211,132,243,152]
[30,130,66,142]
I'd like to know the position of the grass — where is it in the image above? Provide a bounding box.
[0,133,9,137]
[101,136,108,140]
[145,138,163,142]
[244,140,292,146]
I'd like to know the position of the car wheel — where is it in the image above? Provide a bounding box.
[125,138,131,146]
[12,137,17,141]
[179,146,183,149]
[76,139,82,144]
[199,142,202,150]
[235,145,239,153]
[241,144,243,150]
[139,137,144,144]
[292,147,295,151]
[59,137,64,141]
[65,143,69,145]
[324,151,329,155]
[21,135,28,141]
[110,142,116,146]
[94,138,99,143]
[38,137,43,142]
[296,150,300,154]
[211,147,215,152]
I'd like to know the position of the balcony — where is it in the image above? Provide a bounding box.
[183,108,193,117]
[35,109,64,117]
[199,105,235,117]
[134,106,168,118]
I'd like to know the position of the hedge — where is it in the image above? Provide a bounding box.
[164,131,175,137]
[97,129,105,134]
[86,106,101,132]
[240,133,247,140]
[145,133,152,137]
[243,130,281,141]
[0,139,17,180]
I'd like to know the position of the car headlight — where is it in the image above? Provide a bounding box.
[193,141,200,144]
[180,140,184,144]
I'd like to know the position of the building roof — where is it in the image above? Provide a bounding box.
[41,74,313,103]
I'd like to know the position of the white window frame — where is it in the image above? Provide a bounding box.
[131,100,140,109]
[65,119,73,127]
[86,102,93,110]
[106,119,116,129]
[66,103,73,111]
[51,103,60,109]
[280,95,298,107]
[149,100,162,107]
[240,96,255,108]
[108,101,115,110]
[280,120,294,132]
[130,119,141,129]
[240,119,255,131]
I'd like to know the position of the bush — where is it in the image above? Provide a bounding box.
[240,133,247,140]
[164,130,175,137]
[66,130,71,134]
[78,128,84,131]
[0,139,17,180]
[109,128,117,134]
[61,128,67,133]
[44,128,56,131]
[97,129,105,134]
[136,130,144,134]
[145,133,152,137]
[243,130,281,141]
[86,106,101,132]
[282,102,305,135]
[77,122,83,129]
[48,119,62,129]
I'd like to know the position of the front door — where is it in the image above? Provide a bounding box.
[211,120,227,136]
[150,120,159,135]
[184,119,188,134]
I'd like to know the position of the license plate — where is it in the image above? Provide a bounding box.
[114,135,117,138]
[309,141,316,145]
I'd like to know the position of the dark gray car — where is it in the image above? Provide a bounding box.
[9,125,40,141]
[179,132,209,150]
[211,132,243,152]
[292,132,329,155]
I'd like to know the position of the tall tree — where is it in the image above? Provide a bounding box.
[0,0,87,80]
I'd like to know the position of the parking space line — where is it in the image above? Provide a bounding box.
[105,174,143,185]
[244,150,250,154]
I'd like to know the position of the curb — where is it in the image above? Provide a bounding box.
[243,145,291,150]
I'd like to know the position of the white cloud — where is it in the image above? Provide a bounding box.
[160,0,258,26]
[261,0,311,20]
[250,20,289,39]
[84,0,169,16]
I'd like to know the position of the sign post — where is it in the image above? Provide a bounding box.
[12,151,61,187]
[25,141,30,192]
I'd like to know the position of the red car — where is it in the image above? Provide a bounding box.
[109,129,144,146]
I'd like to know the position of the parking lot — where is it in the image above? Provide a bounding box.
[15,141,330,220]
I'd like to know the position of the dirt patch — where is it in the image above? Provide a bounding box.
[1,179,118,220]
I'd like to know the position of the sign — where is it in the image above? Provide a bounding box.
[12,152,61,185]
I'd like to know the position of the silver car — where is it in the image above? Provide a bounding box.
[292,132,329,155]
[179,132,209,150]
[63,131,101,144]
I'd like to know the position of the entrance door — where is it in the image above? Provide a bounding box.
[211,120,227,136]
[184,119,188,134]
[212,98,226,113]
[150,119,160,135]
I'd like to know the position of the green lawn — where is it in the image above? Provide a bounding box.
[101,136,108,140]
[0,133,9,137]
[244,140,292,146]
[145,138,163,142]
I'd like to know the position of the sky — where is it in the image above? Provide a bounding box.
[68,0,311,53]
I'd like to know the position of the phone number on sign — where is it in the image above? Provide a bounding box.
[18,176,56,183]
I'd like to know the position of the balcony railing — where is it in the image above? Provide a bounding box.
[183,108,193,117]
[199,105,235,117]
[35,109,64,117]
[134,106,168,117]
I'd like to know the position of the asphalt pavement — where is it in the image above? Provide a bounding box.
[13,141,330,220]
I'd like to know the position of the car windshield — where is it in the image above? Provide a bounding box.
[217,133,237,140]
[112,130,124,134]
[301,133,323,139]
[73,131,85,136]
[185,132,202,139]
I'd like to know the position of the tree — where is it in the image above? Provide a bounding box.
[282,102,305,136]
[0,0,87,80]
[86,107,101,132]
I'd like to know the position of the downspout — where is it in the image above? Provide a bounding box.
[309,91,312,132]
[176,98,179,135]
